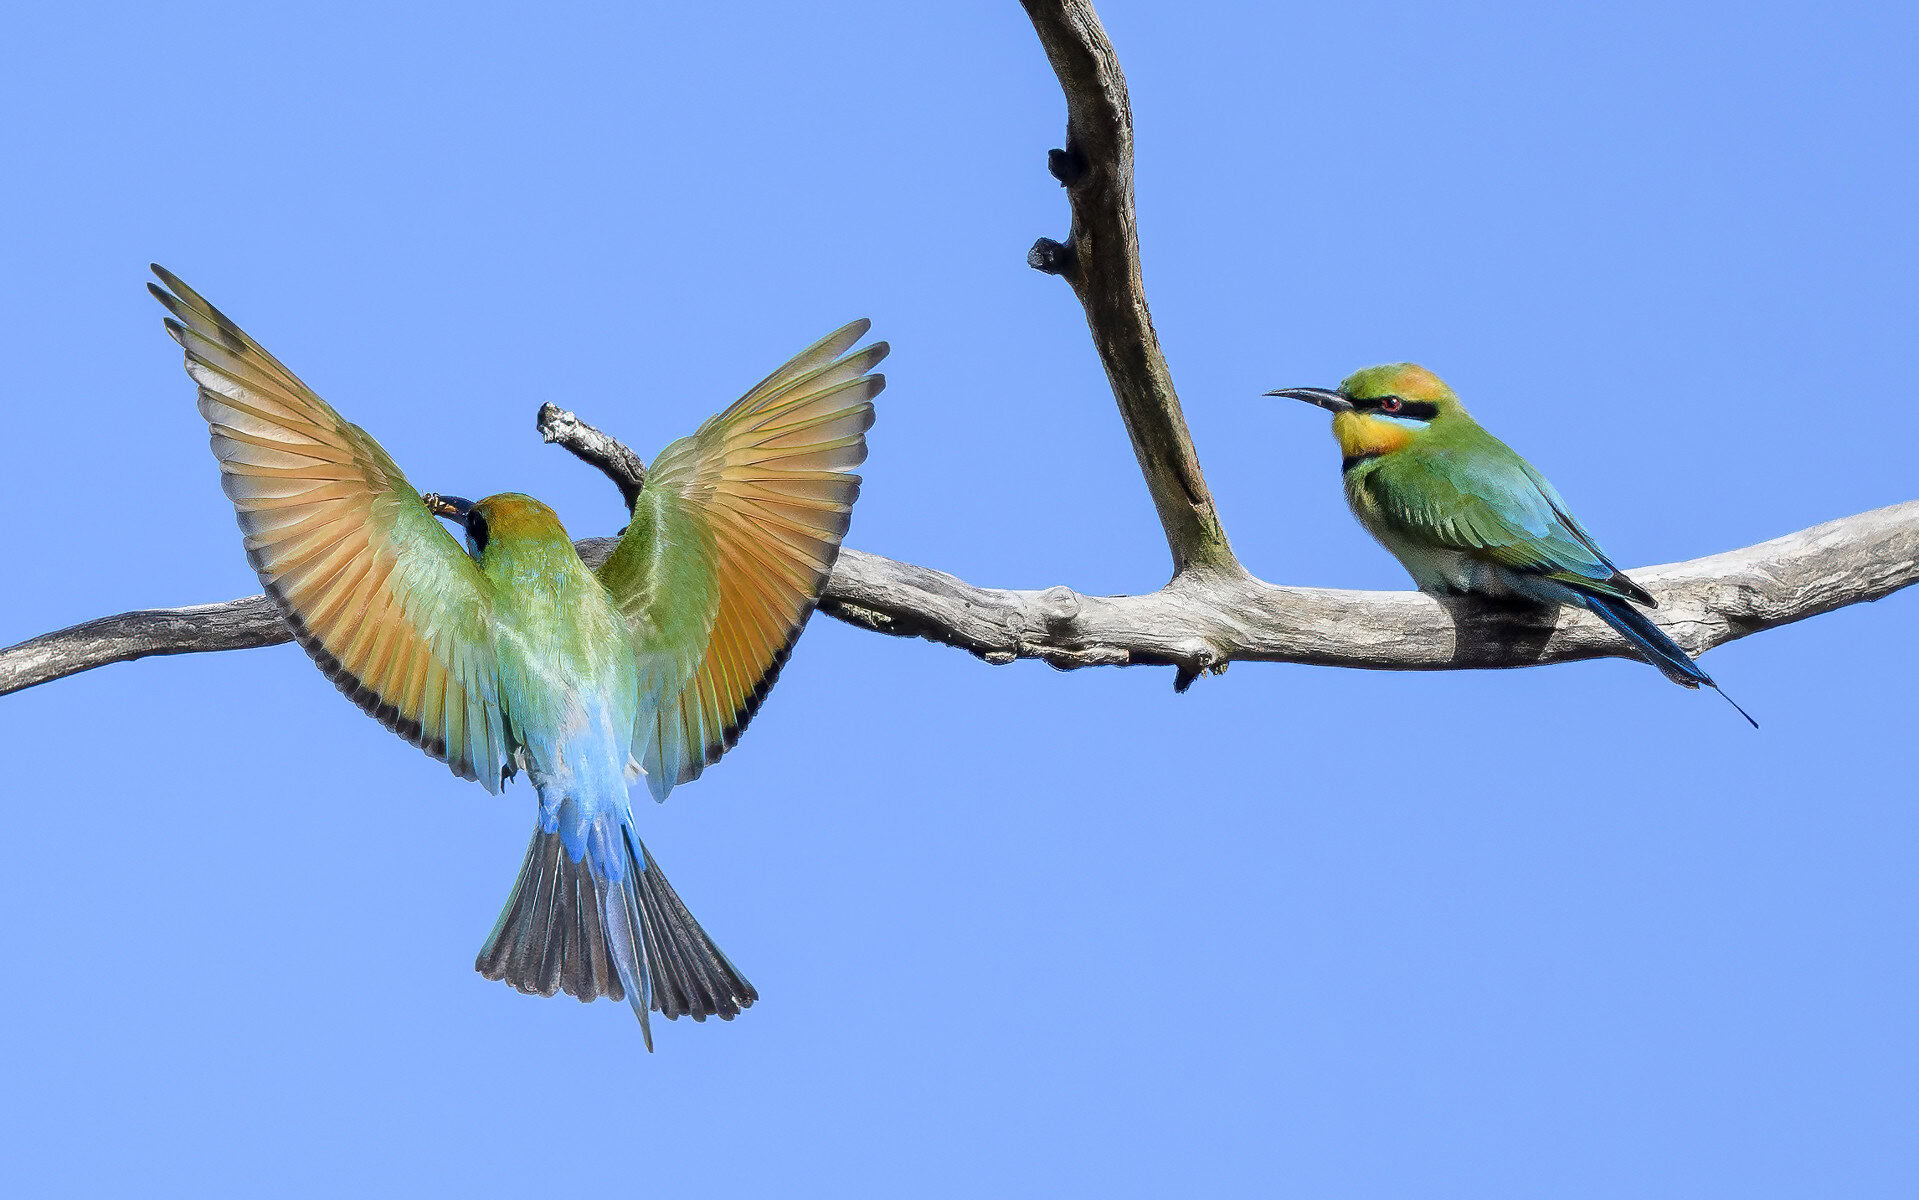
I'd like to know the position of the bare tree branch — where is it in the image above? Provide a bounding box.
[536,401,645,509]
[4,0,1914,703]
[4,404,1910,698]
[1020,0,1237,578]
[816,506,1919,680]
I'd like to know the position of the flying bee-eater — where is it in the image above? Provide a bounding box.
[1268,363,1754,725]
[149,266,885,1046]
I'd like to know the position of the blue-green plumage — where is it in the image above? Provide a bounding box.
[1270,363,1754,725]
[149,266,884,1046]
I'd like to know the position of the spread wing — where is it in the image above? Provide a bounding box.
[150,266,512,790]
[595,320,884,801]
[1361,436,1654,605]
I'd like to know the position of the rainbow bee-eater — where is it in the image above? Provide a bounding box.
[150,266,885,1046]
[1268,364,1754,725]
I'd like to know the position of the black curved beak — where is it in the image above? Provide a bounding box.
[1265,386,1353,413]
[423,493,474,520]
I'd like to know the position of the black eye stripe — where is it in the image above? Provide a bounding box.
[1356,395,1439,420]
[465,511,490,554]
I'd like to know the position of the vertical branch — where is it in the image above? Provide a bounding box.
[1021,0,1239,579]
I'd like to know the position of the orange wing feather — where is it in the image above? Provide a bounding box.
[597,320,883,799]
[150,267,510,789]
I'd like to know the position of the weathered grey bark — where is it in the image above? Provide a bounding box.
[4,406,1911,697]
[536,402,645,510]
[2,0,1914,701]
[818,506,1919,675]
[1020,0,1236,578]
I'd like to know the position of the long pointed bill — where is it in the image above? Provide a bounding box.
[422,493,474,520]
[1265,387,1353,413]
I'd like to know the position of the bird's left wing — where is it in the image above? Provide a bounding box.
[150,267,512,790]
[595,320,884,801]
[1365,440,1652,604]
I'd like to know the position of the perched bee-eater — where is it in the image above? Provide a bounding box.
[150,266,885,1046]
[1268,364,1753,725]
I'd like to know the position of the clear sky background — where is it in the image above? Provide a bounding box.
[2,2,1915,1196]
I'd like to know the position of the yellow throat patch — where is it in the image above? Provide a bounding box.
[1333,411,1418,462]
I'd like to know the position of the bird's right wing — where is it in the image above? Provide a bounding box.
[595,320,883,801]
[150,267,512,790]
[1363,440,1652,604]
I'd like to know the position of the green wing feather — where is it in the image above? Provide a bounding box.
[596,320,885,801]
[150,267,512,790]
[1359,429,1653,605]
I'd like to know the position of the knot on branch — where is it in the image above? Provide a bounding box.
[1027,237,1077,278]
[1047,146,1089,187]
[1172,642,1226,694]
[1036,585,1082,628]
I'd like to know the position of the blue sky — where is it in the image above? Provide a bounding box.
[2,1,1915,1195]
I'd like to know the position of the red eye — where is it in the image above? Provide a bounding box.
[1379,395,1403,414]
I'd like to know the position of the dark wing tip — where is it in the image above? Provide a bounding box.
[149,263,191,297]
[146,266,251,347]
[149,282,190,327]
[1613,572,1658,608]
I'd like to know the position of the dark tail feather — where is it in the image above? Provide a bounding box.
[625,831,757,1023]
[1582,592,1758,728]
[476,817,758,1049]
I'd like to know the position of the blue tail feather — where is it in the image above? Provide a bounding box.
[1579,591,1758,727]
[1581,592,1710,688]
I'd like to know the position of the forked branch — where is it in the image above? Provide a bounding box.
[3,406,1910,699]
[2,0,1913,701]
